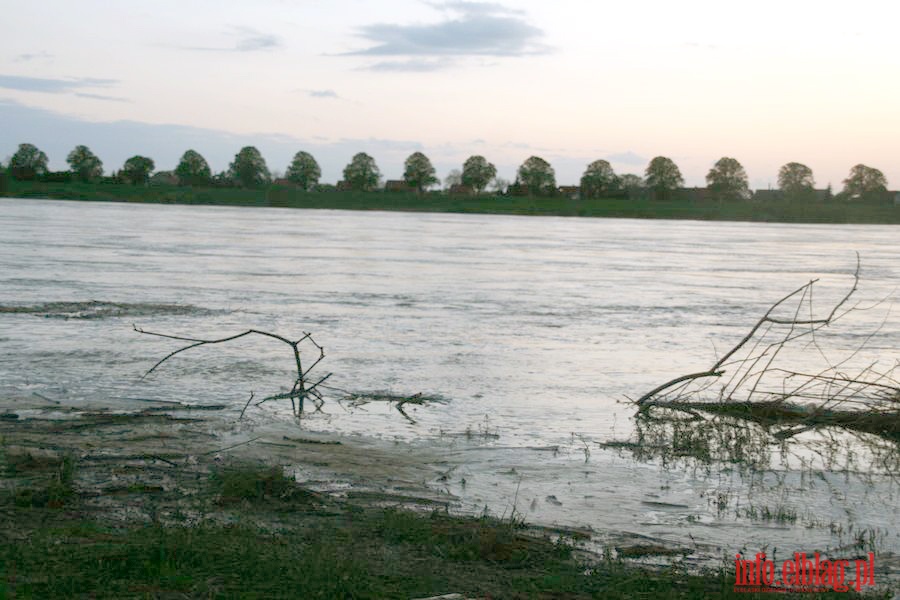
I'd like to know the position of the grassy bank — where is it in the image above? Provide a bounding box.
[2,405,878,599]
[4,179,899,224]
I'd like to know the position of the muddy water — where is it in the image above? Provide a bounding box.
[1,198,898,573]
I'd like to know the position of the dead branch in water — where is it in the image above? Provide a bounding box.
[338,391,449,424]
[634,254,900,445]
[134,326,330,417]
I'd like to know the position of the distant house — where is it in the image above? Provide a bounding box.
[272,178,295,188]
[557,185,580,200]
[448,183,474,196]
[336,180,353,191]
[384,180,411,193]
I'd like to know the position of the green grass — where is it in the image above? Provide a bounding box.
[1,460,880,599]
[5,179,899,224]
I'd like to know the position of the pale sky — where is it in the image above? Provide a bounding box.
[1,0,898,189]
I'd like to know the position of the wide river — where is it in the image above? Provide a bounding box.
[1,198,898,571]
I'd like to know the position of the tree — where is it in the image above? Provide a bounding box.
[175,150,212,186]
[841,164,887,200]
[403,151,438,194]
[228,146,270,188]
[8,143,49,180]
[617,173,645,199]
[444,169,462,189]
[619,174,644,191]
[777,162,815,201]
[66,145,103,182]
[706,157,750,201]
[580,160,618,199]
[461,155,497,194]
[121,156,155,185]
[644,156,683,199]
[517,156,556,196]
[285,151,321,191]
[342,152,380,191]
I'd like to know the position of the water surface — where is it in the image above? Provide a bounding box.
[1,198,897,570]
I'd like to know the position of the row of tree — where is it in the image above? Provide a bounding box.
[2,143,892,201]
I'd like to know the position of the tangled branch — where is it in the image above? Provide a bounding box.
[634,254,899,444]
[134,326,331,417]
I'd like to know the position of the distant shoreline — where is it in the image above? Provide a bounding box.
[4,180,899,225]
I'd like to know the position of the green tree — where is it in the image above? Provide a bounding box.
[777,162,815,201]
[403,151,438,194]
[706,157,750,201]
[8,143,49,180]
[285,151,321,191]
[644,156,683,199]
[580,160,618,199]
[175,150,212,186]
[228,146,270,188]
[461,155,497,194]
[121,155,155,185]
[841,164,887,200]
[343,153,380,191]
[619,174,644,191]
[517,156,556,196]
[66,145,103,182]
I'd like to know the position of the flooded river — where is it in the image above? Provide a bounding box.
[1,198,898,572]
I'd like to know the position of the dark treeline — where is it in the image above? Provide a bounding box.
[1,142,895,204]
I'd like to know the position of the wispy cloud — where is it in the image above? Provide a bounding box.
[308,89,338,99]
[607,151,647,166]
[0,75,117,94]
[14,51,54,62]
[182,27,281,52]
[366,59,453,72]
[74,92,130,103]
[348,1,549,64]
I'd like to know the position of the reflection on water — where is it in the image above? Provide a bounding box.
[1,198,898,574]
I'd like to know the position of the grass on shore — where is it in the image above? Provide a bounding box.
[1,444,880,599]
[4,179,900,224]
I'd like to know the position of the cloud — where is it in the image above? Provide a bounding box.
[606,151,647,166]
[0,75,117,94]
[74,92,131,103]
[308,89,338,99]
[0,100,430,182]
[349,2,549,60]
[183,27,281,52]
[366,59,452,72]
[14,51,53,62]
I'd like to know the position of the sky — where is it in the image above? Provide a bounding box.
[1,0,899,189]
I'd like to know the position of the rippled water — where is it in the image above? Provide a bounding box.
[1,198,898,569]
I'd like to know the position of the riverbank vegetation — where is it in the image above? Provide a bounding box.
[0,406,869,599]
[2,142,897,224]
[4,177,899,224]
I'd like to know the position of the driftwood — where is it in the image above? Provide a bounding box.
[134,326,331,418]
[134,327,447,423]
[634,254,899,445]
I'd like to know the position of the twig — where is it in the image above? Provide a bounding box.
[135,326,331,417]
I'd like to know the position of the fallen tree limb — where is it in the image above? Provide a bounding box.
[633,254,900,452]
[637,254,864,408]
[134,326,329,417]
